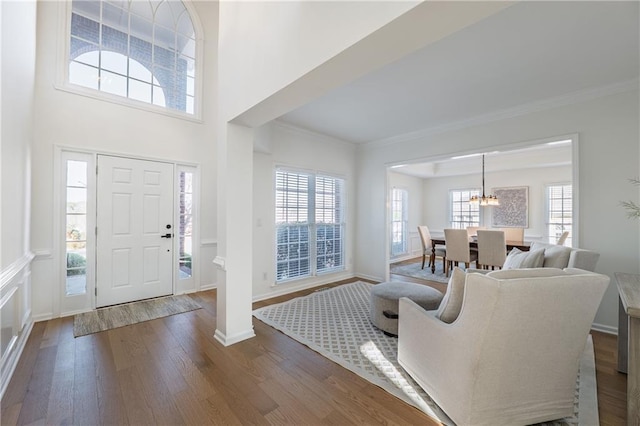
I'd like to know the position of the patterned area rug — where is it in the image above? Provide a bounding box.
[253,282,598,426]
[390,259,453,283]
[73,294,201,337]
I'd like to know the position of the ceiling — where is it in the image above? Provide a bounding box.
[277,1,639,145]
[390,139,572,179]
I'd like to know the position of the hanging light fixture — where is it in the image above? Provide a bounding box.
[470,154,499,206]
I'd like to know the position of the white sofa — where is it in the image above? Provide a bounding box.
[530,242,600,272]
[397,267,609,426]
[507,242,600,272]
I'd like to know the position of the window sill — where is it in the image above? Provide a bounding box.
[54,82,204,123]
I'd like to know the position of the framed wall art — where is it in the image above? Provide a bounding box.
[492,186,528,228]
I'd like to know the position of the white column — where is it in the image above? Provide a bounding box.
[214,122,255,346]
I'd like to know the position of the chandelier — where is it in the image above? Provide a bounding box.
[470,154,499,206]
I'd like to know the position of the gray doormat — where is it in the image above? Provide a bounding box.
[73,294,201,337]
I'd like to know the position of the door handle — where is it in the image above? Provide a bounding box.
[161,233,173,239]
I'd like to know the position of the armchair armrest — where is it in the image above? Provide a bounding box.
[397,297,476,411]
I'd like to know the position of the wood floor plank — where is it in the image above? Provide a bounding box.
[173,388,242,425]
[253,353,335,419]
[45,343,74,425]
[258,378,322,425]
[39,318,62,349]
[1,322,47,410]
[1,403,22,426]
[167,343,217,400]
[16,345,57,425]
[117,366,156,425]
[92,332,128,426]
[1,282,628,425]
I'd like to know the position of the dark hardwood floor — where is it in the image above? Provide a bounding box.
[1,273,627,425]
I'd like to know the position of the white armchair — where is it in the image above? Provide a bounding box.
[397,268,609,426]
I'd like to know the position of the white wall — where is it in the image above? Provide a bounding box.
[1,0,36,270]
[355,89,640,331]
[252,122,357,301]
[422,165,572,240]
[217,1,418,122]
[0,0,37,399]
[30,1,219,320]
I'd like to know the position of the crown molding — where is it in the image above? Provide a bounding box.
[361,78,639,151]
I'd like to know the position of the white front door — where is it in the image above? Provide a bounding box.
[96,155,174,307]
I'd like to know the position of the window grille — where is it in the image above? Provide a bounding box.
[178,170,194,279]
[547,184,572,245]
[275,169,344,282]
[65,159,89,296]
[390,188,408,257]
[68,0,197,114]
[450,189,480,229]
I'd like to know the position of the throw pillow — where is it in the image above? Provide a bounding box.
[541,245,572,268]
[502,248,545,269]
[435,267,466,324]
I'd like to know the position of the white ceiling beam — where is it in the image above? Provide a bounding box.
[231,1,517,129]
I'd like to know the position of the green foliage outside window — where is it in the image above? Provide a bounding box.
[66,252,86,275]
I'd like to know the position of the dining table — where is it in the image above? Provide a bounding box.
[430,234,531,274]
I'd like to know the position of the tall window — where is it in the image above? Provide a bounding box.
[450,189,480,229]
[65,160,89,295]
[178,169,194,279]
[275,169,345,282]
[547,184,572,245]
[68,0,197,115]
[61,151,95,299]
[390,188,408,257]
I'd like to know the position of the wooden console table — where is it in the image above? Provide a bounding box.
[616,272,640,426]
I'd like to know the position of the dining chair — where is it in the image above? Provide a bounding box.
[417,225,446,270]
[477,229,507,270]
[443,229,478,276]
[556,231,570,245]
[466,226,485,254]
[501,227,524,243]
[465,226,485,239]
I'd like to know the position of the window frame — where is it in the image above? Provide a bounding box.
[449,188,481,229]
[546,183,573,245]
[390,187,408,257]
[58,150,97,312]
[175,165,198,287]
[56,0,204,122]
[275,168,346,283]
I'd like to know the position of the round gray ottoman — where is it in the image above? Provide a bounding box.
[370,281,444,336]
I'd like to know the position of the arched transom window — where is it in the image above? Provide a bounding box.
[68,0,197,115]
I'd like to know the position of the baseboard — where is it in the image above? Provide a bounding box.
[33,312,54,322]
[591,323,617,335]
[214,328,256,346]
[0,319,34,400]
[199,283,217,291]
[253,272,356,302]
[355,273,384,282]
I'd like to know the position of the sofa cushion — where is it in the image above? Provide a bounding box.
[435,267,466,324]
[502,248,545,269]
[487,267,566,279]
[530,242,572,268]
